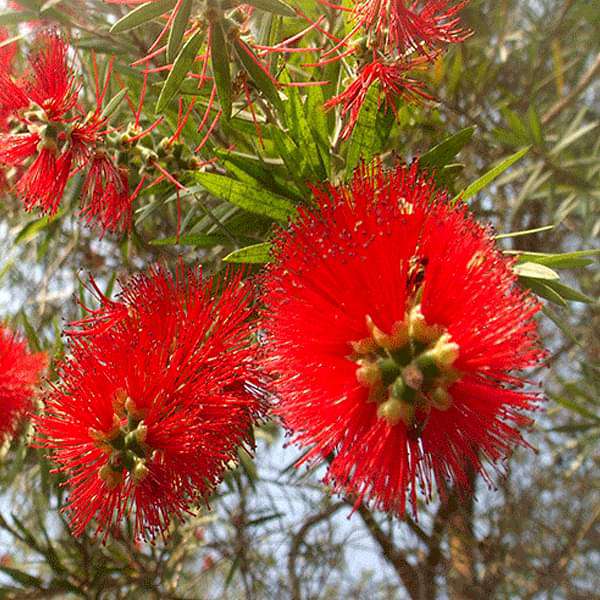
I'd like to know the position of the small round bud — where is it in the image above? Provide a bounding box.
[132,459,149,483]
[356,361,381,387]
[408,305,442,344]
[99,464,123,489]
[430,387,453,411]
[377,398,415,426]
[431,333,460,370]
[401,363,424,391]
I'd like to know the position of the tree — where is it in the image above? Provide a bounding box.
[0,0,598,598]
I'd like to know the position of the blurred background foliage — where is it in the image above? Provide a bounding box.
[0,0,598,598]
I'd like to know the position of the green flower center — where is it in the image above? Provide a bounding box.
[89,390,153,489]
[350,304,461,429]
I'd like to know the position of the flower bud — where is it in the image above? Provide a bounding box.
[356,360,381,387]
[430,387,453,411]
[377,398,415,426]
[99,463,123,489]
[401,363,424,391]
[408,305,441,343]
[430,333,460,370]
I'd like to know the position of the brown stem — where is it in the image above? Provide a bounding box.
[355,504,421,600]
[287,502,344,600]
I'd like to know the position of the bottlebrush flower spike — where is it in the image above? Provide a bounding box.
[23,30,78,118]
[79,154,132,234]
[261,161,545,515]
[36,264,263,540]
[352,0,471,55]
[0,326,46,441]
[0,31,78,214]
[325,57,433,139]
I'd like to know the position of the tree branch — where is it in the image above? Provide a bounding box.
[543,52,600,125]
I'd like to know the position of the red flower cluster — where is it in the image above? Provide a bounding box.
[37,265,263,540]
[353,0,471,55]
[324,56,433,140]
[0,325,46,441]
[0,32,135,233]
[322,1,471,136]
[261,162,544,513]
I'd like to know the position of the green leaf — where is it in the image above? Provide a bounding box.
[527,105,544,146]
[150,234,232,247]
[223,242,272,263]
[420,127,475,169]
[20,312,42,353]
[519,277,566,306]
[455,147,530,202]
[306,83,331,175]
[0,10,38,25]
[345,86,395,177]
[545,280,595,304]
[495,224,554,239]
[166,0,192,62]
[110,0,177,33]
[100,88,128,120]
[513,262,560,280]
[156,29,205,113]
[281,72,326,179]
[13,214,61,245]
[0,566,44,589]
[552,394,599,422]
[234,38,282,111]
[244,0,296,17]
[210,20,232,120]
[194,173,294,222]
[512,249,599,269]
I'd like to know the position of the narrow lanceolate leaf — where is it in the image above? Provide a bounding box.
[166,0,192,63]
[150,234,232,247]
[210,20,232,120]
[0,10,38,25]
[513,262,560,281]
[101,88,128,119]
[224,242,272,264]
[518,277,566,306]
[234,38,282,111]
[244,0,296,17]
[345,86,394,177]
[455,147,530,202]
[420,127,475,169]
[512,249,600,269]
[195,172,294,222]
[156,29,204,113]
[495,224,554,239]
[110,0,177,34]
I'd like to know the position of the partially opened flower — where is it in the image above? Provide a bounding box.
[0,325,46,441]
[37,264,263,540]
[261,162,545,514]
[0,31,78,212]
[353,0,471,55]
[325,56,432,139]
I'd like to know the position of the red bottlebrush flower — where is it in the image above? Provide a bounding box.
[17,145,73,215]
[261,162,545,515]
[25,31,78,119]
[0,132,39,165]
[37,264,263,540]
[0,326,46,441]
[80,154,132,234]
[353,0,471,55]
[325,57,432,139]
